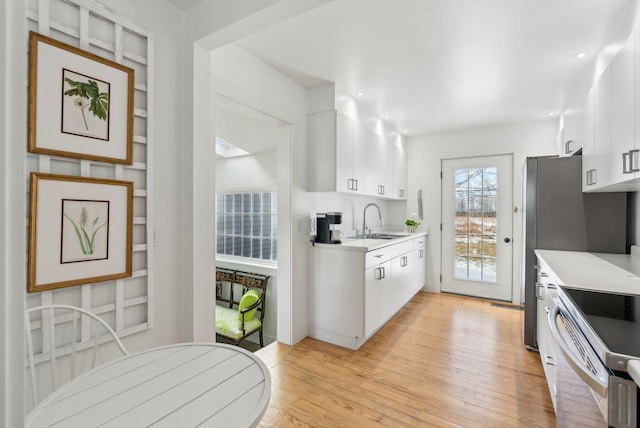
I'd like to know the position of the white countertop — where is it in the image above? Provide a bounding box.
[313,231,427,252]
[535,247,640,295]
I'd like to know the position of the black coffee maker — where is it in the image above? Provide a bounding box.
[315,212,342,244]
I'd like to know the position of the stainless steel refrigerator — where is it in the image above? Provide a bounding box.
[523,155,627,350]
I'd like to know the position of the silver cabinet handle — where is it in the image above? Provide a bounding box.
[565,140,573,154]
[586,169,597,185]
[348,178,354,190]
[398,189,404,198]
[630,149,640,172]
[354,179,358,191]
[375,267,383,279]
[623,152,630,174]
[536,284,545,300]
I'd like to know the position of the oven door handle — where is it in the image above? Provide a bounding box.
[547,305,609,398]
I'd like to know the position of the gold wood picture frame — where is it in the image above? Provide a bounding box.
[28,31,135,164]
[28,173,134,293]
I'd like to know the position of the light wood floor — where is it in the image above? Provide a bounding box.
[255,291,555,427]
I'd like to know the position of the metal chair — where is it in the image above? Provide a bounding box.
[24,304,129,406]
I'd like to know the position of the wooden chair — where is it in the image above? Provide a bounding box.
[215,269,270,347]
[24,304,129,406]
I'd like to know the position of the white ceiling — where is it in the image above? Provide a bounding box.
[225,0,633,137]
[167,0,204,10]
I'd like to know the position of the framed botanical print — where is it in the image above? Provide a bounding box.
[28,31,135,164]
[28,173,134,292]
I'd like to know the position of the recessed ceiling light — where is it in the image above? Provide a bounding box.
[384,114,391,119]
[402,129,409,134]
[356,91,365,97]
[546,112,555,117]
[574,51,587,59]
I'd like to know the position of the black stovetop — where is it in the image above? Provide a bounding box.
[564,288,640,358]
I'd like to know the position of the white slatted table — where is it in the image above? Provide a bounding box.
[26,343,271,427]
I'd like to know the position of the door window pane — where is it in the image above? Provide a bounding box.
[453,167,498,283]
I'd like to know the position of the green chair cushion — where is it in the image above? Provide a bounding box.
[215,305,261,340]
[238,289,260,320]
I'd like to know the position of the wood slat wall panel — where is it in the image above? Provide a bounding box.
[256,292,556,428]
[25,0,154,381]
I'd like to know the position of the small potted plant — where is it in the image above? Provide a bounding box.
[405,214,420,233]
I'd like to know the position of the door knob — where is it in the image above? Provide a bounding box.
[504,237,511,243]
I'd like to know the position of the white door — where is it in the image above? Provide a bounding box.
[441,155,513,301]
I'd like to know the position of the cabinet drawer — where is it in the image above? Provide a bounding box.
[365,240,413,268]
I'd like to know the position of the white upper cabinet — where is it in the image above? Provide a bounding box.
[365,128,392,197]
[611,30,636,185]
[582,87,596,191]
[391,141,407,200]
[307,84,408,199]
[352,122,368,194]
[592,65,613,188]
[308,110,367,195]
[581,26,640,192]
[334,111,355,193]
[558,108,581,157]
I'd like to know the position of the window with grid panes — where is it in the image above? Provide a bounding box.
[215,192,277,263]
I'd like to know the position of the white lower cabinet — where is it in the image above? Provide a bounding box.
[536,258,558,412]
[310,237,426,350]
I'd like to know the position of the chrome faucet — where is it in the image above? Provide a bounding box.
[362,203,382,238]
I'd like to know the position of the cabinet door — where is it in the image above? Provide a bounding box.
[559,110,581,157]
[308,111,338,192]
[335,112,355,193]
[412,239,426,295]
[391,142,407,199]
[611,30,636,184]
[536,268,558,411]
[582,87,596,191]
[364,261,391,338]
[593,66,613,188]
[391,254,411,312]
[365,129,392,197]
[365,264,382,338]
[352,122,367,194]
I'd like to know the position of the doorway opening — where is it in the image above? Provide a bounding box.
[214,95,290,349]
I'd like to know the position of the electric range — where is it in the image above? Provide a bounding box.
[558,285,640,372]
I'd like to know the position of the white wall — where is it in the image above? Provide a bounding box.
[216,152,278,192]
[407,119,558,304]
[3,1,27,425]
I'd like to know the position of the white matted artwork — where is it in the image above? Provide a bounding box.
[28,31,134,164]
[61,199,110,263]
[28,173,133,292]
